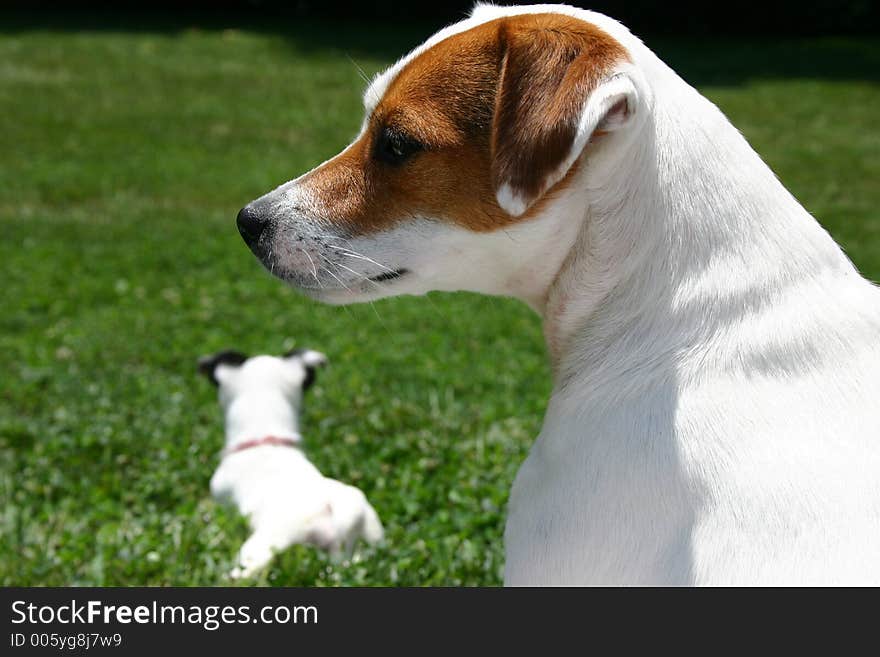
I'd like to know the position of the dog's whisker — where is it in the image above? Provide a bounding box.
[267,243,276,275]
[320,262,354,293]
[347,54,372,85]
[367,300,388,328]
[324,256,392,324]
[327,245,397,274]
[327,257,395,294]
[332,260,373,283]
[317,264,359,321]
[299,247,320,283]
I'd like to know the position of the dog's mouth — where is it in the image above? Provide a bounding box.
[369,268,409,283]
[284,267,411,297]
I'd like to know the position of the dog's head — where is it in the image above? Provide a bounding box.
[237,6,646,305]
[197,348,328,408]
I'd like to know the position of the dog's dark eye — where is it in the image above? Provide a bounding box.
[374,127,422,165]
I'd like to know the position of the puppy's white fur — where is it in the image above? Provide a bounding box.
[206,352,383,579]
[248,5,880,584]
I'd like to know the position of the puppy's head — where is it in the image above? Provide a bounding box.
[238,8,645,305]
[197,349,328,408]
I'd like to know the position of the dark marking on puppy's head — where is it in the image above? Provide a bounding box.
[197,350,248,386]
[282,348,327,391]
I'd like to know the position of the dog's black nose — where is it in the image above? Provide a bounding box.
[237,204,268,250]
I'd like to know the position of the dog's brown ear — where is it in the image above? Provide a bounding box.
[490,15,636,216]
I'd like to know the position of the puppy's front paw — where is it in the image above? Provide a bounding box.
[230,535,277,580]
[228,564,258,580]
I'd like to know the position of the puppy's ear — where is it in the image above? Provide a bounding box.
[283,348,328,391]
[197,350,248,387]
[491,16,637,216]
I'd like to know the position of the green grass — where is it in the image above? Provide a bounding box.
[0,16,878,586]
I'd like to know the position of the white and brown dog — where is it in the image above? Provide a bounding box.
[199,349,383,579]
[235,4,880,584]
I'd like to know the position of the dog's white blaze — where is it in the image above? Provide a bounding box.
[363,3,636,112]
[363,7,502,115]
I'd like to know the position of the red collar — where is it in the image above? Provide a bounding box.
[223,434,302,457]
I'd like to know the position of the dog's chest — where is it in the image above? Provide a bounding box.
[503,350,880,585]
[504,401,698,584]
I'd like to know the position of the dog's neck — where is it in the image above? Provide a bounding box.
[222,391,304,450]
[538,57,853,386]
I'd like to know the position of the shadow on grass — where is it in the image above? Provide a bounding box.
[2,9,879,85]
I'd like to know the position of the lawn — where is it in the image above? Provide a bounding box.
[1,14,878,586]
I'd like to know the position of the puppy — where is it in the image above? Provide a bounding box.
[234,4,880,584]
[198,349,383,579]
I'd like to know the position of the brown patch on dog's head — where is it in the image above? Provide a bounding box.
[301,13,629,236]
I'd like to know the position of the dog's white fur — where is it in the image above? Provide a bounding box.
[205,351,383,579]
[247,4,880,584]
